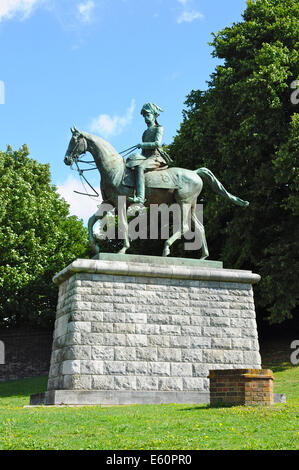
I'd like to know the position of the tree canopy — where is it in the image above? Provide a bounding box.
[0,145,88,329]
[169,0,299,323]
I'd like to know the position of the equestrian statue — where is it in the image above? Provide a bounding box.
[64,102,249,259]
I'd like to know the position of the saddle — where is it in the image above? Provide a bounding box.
[122,166,179,190]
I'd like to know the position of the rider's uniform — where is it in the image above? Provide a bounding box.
[126,125,167,170]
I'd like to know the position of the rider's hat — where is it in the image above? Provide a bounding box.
[141,103,163,117]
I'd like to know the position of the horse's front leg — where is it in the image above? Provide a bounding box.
[162,203,191,257]
[88,213,100,254]
[117,196,130,254]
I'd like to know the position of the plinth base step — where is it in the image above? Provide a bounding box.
[30,390,210,406]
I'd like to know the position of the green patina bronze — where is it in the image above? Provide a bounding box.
[126,103,172,204]
[64,102,249,259]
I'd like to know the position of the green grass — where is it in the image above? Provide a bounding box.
[0,366,298,450]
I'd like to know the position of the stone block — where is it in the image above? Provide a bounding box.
[103,361,126,375]
[148,362,170,376]
[136,347,157,361]
[91,346,114,361]
[126,334,147,347]
[80,360,103,375]
[158,377,183,391]
[126,361,148,375]
[62,360,81,375]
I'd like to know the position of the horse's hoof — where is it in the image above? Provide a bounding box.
[162,247,170,257]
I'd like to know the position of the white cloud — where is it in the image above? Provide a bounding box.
[176,0,204,24]
[57,174,102,223]
[0,0,42,22]
[177,9,204,24]
[90,99,136,138]
[77,0,95,23]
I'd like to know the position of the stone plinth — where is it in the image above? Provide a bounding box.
[31,254,262,405]
[209,369,274,406]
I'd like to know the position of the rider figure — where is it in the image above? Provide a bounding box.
[127,102,169,204]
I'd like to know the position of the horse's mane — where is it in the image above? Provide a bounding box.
[81,130,120,158]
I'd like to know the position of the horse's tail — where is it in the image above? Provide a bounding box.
[196,167,249,207]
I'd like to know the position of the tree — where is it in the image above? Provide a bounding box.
[169,0,299,323]
[0,145,88,329]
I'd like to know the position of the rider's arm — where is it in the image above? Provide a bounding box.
[139,126,164,149]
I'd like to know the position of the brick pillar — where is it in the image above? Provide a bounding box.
[209,369,274,406]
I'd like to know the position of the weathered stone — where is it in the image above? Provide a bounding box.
[126,361,148,375]
[103,361,126,375]
[62,360,81,375]
[136,347,157,361]
[126,334,147,347]
[158,377,183,391]
[171,362,192,377]
[114,376,136,390]
[114,346,136,361]
[92,375,114,390]
[136,377,158,390]
[182,377,203,390]
[80,360,103,375]
[91,346,114,361]
[158,347,182,362]
[148,362,170,376]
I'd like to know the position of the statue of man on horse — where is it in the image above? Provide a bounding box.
[64,102,249,259]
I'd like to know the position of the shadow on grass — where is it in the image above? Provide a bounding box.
[0,375,48,398]
[178,403,238,411]
[262,362,295,373]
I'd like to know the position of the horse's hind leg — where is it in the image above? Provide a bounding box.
[117,196,130,254]
[162,203,191,257]
[191,204,209,259]
[88,213,100,254]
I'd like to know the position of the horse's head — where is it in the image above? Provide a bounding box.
[64,126,88,166]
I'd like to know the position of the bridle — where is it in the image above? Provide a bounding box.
[66,134,139,198]
[68,135,100,197]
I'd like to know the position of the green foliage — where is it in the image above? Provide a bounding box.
[169,0,299,323]
[0,145,88,328]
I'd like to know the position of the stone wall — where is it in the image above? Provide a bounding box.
[0,329,52,382]
[43,256,262,404]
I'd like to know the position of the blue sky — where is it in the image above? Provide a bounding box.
[0,0,247,221]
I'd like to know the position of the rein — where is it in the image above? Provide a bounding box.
[71,143,138,198]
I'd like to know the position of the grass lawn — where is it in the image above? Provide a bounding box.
[0,364,298,450]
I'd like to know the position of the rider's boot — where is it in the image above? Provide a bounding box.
[128,167,146,204]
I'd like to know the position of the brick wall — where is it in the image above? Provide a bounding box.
[0,329,52,382]
[209,369,274,406]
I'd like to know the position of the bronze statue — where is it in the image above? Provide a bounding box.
[64,103,249,259]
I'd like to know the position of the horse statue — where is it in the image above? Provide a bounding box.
[64,126,249,259]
